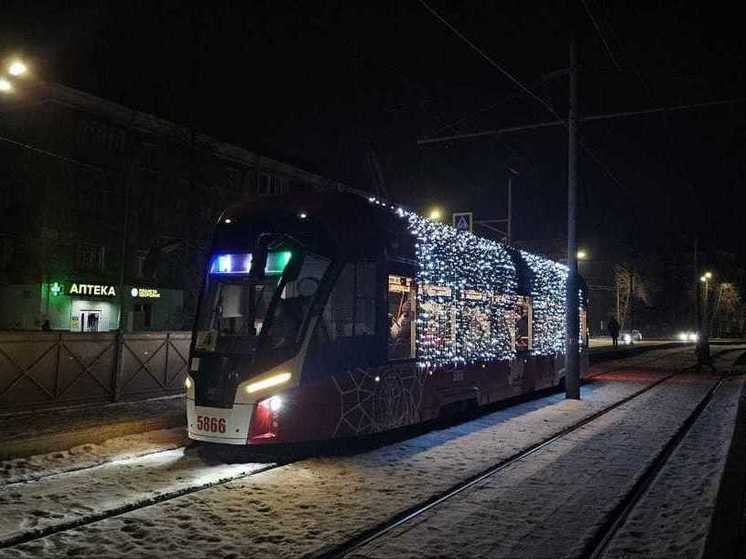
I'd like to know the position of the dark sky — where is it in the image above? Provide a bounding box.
[2,1,745,256]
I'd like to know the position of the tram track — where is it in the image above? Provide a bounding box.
[0,455,280,550]
[319,345,745,559]
[1,345,739,555]
[1,443,195,488]
[583,376,726,559]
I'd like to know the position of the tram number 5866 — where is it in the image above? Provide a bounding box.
[196,415,226,433]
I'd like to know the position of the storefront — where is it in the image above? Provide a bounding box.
[0,281,184,331]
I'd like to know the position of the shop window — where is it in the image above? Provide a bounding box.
[388,274,416,360]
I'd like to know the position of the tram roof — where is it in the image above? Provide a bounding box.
[219,190,572,282]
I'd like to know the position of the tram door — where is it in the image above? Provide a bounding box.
[80,311,101,332]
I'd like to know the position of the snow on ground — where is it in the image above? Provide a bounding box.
[0,368,668,558]
[0,347,739,559]
[600,375,745,559]
[0,442,270,547]
[0,427,188,485]
[350,375,718,559]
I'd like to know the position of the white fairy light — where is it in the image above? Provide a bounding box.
[384,204,575,369]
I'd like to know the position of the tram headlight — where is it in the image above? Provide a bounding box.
[269,396,283,412]
[246,372,292,394]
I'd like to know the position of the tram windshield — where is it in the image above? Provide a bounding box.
[194,245,330,357]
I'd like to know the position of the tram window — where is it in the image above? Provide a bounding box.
[303,262,378,378]
[265,253,330,351]
[388,275,416,360]
[355,263,376,336]
[514,296,532,352]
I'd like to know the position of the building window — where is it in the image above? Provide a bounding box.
[0,236,13,270]
[257,173,289,196]
[75,243,105,273]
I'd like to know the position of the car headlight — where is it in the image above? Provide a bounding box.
[623,334,632,344]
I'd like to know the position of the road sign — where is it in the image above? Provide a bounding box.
[452,212,473,233]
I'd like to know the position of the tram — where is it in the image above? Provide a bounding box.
[185,191,588,445]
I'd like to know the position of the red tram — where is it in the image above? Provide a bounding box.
[185,191,588,445]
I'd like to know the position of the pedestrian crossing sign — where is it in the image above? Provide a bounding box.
[452,212,473,232]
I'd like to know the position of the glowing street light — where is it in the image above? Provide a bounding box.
[0,77,12,93]
[705,271,712,279]
[7,60,27,77]
[428,207,443,222]
[576,249,588,260]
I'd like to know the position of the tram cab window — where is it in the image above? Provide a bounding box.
[194,250,330,358]
[514,296,532,352]
[388,275,416,360]
[303,262,377,378]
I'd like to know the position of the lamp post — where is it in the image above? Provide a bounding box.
[699,271,713,364]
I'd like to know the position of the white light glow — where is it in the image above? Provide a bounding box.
[0,78,12,93]
[8,61,27,77]
[269,396,283,412]
[184,377,192,390]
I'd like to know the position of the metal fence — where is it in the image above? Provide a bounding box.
[0,331,190,411]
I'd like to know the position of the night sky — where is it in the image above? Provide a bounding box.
[2,1,745,257]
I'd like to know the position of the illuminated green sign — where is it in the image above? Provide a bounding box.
[50,282,62,296]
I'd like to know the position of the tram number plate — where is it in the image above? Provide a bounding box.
[196,415,226,433]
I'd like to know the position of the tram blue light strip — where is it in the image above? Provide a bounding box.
[209,251,292,275]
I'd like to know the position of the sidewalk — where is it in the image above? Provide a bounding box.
[0,396,185,460]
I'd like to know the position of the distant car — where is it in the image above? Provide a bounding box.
[620,330,642,345]
[677,331,699,343]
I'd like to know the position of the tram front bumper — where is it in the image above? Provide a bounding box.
[186,398,253,444]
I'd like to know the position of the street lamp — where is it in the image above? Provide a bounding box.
[7,60,27,77]
[577,249,588,260]
[428,207,443,222]
[0,57,29,95]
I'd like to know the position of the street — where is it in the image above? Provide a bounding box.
[1,346,744,558]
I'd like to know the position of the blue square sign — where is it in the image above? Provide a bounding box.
[452,212,473,233]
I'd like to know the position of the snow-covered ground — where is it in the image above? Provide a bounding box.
[0,347,741,558]
[1,428,188,485]
[349,374,719,558]
[600,375,744,558]
[0,442,271,547]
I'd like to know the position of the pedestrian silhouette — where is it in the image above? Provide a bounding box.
[608,317,620,348]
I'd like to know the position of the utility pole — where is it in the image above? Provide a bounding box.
[565,39,580,399]
[507,167,519,242]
